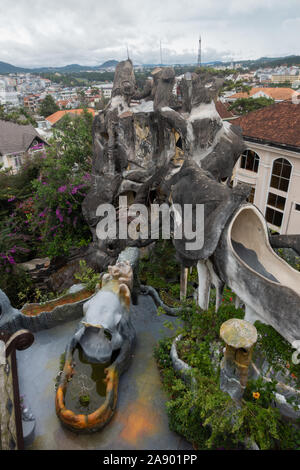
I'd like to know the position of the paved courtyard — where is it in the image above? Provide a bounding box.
[17,294,193,450]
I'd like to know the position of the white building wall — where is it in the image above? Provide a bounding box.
[0,153,24,173]
[234,141,300,235]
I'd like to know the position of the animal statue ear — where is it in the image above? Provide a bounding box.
[119,284,131,310]
[101,273,110,286]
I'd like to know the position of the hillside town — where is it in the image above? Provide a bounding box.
[1,61,300,237]
[0,72,114,112]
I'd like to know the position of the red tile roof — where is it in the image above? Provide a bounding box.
[229,87,297,101]
[56,99,71,108]
[235,101,300,149]
[46,108,95,125]
[215,100,234,119]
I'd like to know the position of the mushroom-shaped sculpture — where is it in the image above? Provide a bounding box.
[220,318,257,401]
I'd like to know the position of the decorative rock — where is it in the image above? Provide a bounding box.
[19,257,50,272]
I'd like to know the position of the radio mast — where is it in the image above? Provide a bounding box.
[197,35,202,67]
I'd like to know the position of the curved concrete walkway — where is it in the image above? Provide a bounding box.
[17,295,193,450]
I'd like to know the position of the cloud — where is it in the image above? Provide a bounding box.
[0,0,299,67]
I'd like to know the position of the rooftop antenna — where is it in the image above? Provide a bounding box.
[197,35,202,68]
[127,45,130,60]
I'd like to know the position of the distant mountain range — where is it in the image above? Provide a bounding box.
[0,59,120,74]
[223,55,300,69]
[0,61,28,74]
[0,55,300,75]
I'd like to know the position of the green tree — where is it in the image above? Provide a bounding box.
[0,105,37,126]
[229,97,274,115]
[78,89,88,108]
[39,94,59,117]
[220,80,251,94]
[90,87,99,96]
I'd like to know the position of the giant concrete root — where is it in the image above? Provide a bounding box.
[140,284,189,317]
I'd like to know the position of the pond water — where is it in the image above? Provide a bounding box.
[64,346,109,414]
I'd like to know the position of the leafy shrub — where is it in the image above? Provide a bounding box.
[155,299,300,450]
[254,321,300,391]
[155,333,300,450]
[74,260,101,292]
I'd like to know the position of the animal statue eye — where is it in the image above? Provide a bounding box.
[104,329,112,341]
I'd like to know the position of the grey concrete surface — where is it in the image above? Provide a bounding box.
[17,295,193,450]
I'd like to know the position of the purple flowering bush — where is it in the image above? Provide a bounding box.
[0,111,93,304]
[29,111,93,257]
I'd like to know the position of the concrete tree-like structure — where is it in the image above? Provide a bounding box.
[82,59,300,347]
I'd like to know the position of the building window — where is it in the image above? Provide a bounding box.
[240,149,260,173]
[270,158,291,192]
[265,192,286,229]
[265,207,283,228]
[14,155,22,170]
[295,203,300,212]
[267,192,286,211]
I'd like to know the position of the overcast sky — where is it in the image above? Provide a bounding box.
[0,0,300,67]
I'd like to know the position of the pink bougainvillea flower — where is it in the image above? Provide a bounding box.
[58,185,67,193]
[71,184,85,195]
[66,201,72,214]
[39,209,47,218]
[56,208,63,223]
[8,196,16,202]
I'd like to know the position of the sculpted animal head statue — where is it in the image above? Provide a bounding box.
[74,261,133,364]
